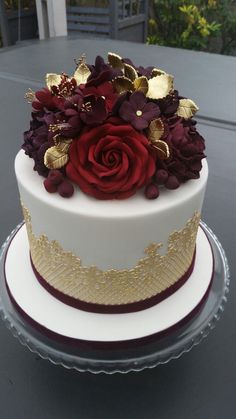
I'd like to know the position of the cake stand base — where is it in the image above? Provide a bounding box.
[0,222,230,374]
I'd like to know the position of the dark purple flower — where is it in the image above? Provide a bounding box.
[22,116,53,177]
[32,88,65,112]
[64,90,83,111]
[44,111,82,138]
[157,90,180,116]
[156,117,206,182]
[86,55,120,87]
[137,66,154,79]
[80,95,107,125]
[119,91,160,130]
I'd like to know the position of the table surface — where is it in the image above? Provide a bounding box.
[0,36,235,419]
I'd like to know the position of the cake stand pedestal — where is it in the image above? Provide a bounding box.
[0,222,230,374]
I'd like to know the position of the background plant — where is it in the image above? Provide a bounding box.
[148,0,236,55]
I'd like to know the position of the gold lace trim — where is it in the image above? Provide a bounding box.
[22,203,200,305]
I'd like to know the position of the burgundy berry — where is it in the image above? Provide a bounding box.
[145,183,160,199]
[48,169,64,186]
[165,175,180,190]
[43,178,57,193]
[155,169,168,185]
[58,180,74,198]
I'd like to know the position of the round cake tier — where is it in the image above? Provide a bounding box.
[15,151,208,311]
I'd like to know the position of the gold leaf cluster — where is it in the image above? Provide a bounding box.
[44,137,72,170]
[108,52,173,100]
[148,119,170,160]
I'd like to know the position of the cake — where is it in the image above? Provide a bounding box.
[14,52,208,317]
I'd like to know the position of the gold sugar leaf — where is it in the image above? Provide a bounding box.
[44,146,69,169]
[124,63,138,81]
[46,73,62,90]
[147,74,174,99]
[133,76,149,95]
[53,136,72,153]
[152,140,170,160]
[148,118,165,142]
[113,76,134,94]
[74,62,91,86]
[176,98,199,119]
[108,52,124,69]
[151,68,166,77]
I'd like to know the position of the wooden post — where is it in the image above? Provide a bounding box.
[144,0,149,42]
[36,0,67,40]
[36,0,49,40]
[109,0,118,39]
[0,0,12,46]
[47,0,67,38]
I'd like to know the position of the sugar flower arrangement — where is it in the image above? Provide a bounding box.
[23,52,205,200]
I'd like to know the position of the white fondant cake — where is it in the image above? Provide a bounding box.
[15,150,208,310]
[14,52,209,314]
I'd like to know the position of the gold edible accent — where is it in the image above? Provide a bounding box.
[24,88,36,103]
[113,76,134,94]
[22,203,201,306]
[148,118,170,159]
[136,110,143,116]
[44,138,72,169]
[74,53,86,68]
[176,98,199,119]
[152,68,166,77]
[124,63,138,81]
[73,62,91,86]
[152,140,170,160]
[147,74,174,99]
[46,73,62,90]
[148,118,165,142]
[108,52,124,69]
[133,76,149,95]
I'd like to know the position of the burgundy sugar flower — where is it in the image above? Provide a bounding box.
[32,88,65,112]
[80,96,107,125]
[22,116,53,177]
[156,117,206,182]
[119,91,160,130]
[66,117,156,200]
[50,73,77,98]
[86,55,120,87]
[81,81,118,112]
[157,90,180,117]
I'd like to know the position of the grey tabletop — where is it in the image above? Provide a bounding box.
[0,37,235,419]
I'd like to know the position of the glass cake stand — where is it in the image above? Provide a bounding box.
[0,221,230,374]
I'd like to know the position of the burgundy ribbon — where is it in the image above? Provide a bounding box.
[5,270,214,350]
[30,249,196,314]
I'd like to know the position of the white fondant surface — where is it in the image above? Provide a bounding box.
[5,225,213,342]
[15,151,208,270]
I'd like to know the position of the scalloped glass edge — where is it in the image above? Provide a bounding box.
[0,221,230,375]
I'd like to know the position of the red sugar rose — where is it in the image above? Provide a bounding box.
[66,117,156,199]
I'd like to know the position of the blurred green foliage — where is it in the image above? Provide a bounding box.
[148,0,236,55]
